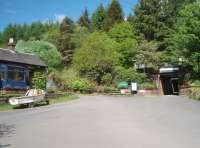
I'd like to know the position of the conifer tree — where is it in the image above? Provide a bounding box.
[78,8,91,29]
[58,17,75,66]
[104,0,124,30]
[133,0,195,50]
[92,4,106,30]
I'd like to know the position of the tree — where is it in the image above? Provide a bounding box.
[58,17,75,66]
[42,26,59,47]
[133,0,194,50]
[92,4,106,30]
[2,24,17,44]
[135,40,160,72]
[167,2,200,78]
[73,32,120,84]
[127,13,134,23]
[16,40,62,70]
[108,22,137,67]
[0,32,4,47]
[104,0,124,30]
[71,26,90,48]
[78,8,91,29]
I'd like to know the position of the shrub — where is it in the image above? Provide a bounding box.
[101,73,113,85]
[51,68,79,89]
[70,78,94,93]
[189,87,200,100]
[16,40,62,70]
[189,81,200,100]
[32,71,46,89]
[139,82,157,90]
[51,68,94,93]
[103,86,118,93]
[73,32,120,84]
[190,80,200,87]
[114,66,149,84]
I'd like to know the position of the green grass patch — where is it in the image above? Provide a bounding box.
[49,93,79,104]
[0,103,13,111]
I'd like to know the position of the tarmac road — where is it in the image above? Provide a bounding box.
[1,95,200,148]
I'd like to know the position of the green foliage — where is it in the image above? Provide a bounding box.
[168,2,200,78]
[70,78,94,92]
[16,40,62,70]
[42,26,59,46]
[0,32,4,47]
[58,17,75,66]
[132,0,193,50]
[189,87,200,100]
[92,4,106,30]
[114,66,149,84]
[78,8,91,29]
[109,22,137,67]
[73,32,120,84]
[71,26,90,48]
[190,80,200,87]
[101,73,113,86]
[32,71,46,89]
[52,68,93,92]
[139,82,157,90]
[103,86,118,93]
[0,0,198,93]
[0,22,59,45]
[135,40,160,70]
[52,68,79,89]
[109,22,134,43]
[104,0,124,30]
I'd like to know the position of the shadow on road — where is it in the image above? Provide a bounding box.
[0,124,15,147]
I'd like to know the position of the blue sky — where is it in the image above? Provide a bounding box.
[0,0,138,31]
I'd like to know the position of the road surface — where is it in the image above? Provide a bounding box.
[1,95,200,148]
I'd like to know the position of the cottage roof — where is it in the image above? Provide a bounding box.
[0,48,47,67]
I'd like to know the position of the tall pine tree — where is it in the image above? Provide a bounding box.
[133,0,195,50]
[104,0,124,30]
[58,17,75,66]
[78,8,91,29]
[92,4,106,30]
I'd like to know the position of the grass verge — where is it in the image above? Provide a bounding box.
[49,93,79,104]
[0,104,13,111]
[0,93,79,111]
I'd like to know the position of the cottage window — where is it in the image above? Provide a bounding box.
[0,67,5,80]
[7,66,25,81]
[0,71,5,80]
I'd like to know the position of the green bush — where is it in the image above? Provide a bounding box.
[32,71,46,89]
[103,86,118,93]
[190,80,200,87]
[189,87,200,100]
[16,40,62,70]
[73,32,120,84]
[51,68,79,89]
[51,68,94,93]
[101,73,113,85]
[114,66,149,84]
[139,82,157,90]
[70,78,94,93]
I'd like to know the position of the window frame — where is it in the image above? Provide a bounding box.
[7,65,26,82]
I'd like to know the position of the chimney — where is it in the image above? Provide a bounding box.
[7,38,16,51]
